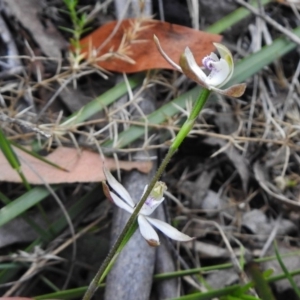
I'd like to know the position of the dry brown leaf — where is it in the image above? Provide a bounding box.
[0,147,152,184]
[78,18,222,73]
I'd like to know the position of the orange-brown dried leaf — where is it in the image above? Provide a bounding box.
[0,147,152,184]
[78,18,222,73]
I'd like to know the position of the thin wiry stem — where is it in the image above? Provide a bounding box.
[82,88,211,300]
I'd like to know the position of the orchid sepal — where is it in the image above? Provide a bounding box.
[138,215,160,247]
[153,35,182,72]
[102,181,114,203]
[212,83,247,97]
[179,49,209,88]
[110,191,134,214]
[103,166,135,207]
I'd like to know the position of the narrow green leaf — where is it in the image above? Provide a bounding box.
[170,285,241,300]
[34,286,91,300]
[65,74,143,124]
[207,0,272,34]
[153,251,300,281]
[0,128,20,170]
[11,141,68,171]
[263,269,274,279]
[0,191,52,240]
[274,241,300,298]
[0,263,18,270]
[245,261,275,300]
[0,128,31,189]
[59,26,76,34]
[0,187,52,228]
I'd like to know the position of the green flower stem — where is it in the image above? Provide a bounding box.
[82,88,211,300]
[171,88,210,150]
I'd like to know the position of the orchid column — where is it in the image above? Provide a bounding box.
[83,38,246,300]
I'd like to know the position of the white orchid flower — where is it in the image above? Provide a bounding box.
[103,167,194,247]
[154,35,246,97]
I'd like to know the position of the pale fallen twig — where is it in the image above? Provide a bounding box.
[0,112,51,138]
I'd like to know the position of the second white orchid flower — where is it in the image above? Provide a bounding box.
[103,167,194,247]
[154,35,246,97]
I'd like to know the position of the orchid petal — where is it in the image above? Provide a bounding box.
[103,167,135,207]
[140,196,165,216]
[213,43,234,86]
[214,43,234,68]
[205,58,230,87]
[211,83,247,97]
[110,192,134,213]
[146,217,194,242]
[153,35,182,72]
[138,215,160,247]
[179,48,209,88]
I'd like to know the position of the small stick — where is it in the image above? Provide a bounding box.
[0,112,51,138]
[236,0,300,45]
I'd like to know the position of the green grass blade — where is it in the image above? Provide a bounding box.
[153,251,300,282]
[40,275,60,292]
[274,241,300,298]
[171,285,241,300]
[65,74,143,124]
[0,128,31,189]
[0,263,19,270]
[0,191,52,240]
[207,0,272,34]
[0,128,20,169]
[11,141,68,171]
[34,287,90,300]
[0,190,12,205]
[0,186,53,228]
[245,261,275,300]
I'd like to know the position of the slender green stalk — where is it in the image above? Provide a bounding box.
[82,88,211,300]
[0,128,31,190]
[274,241,300,298]
[245,262,275,300]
